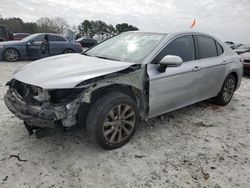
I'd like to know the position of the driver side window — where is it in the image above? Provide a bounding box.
[32,34,45,42]
[155,35,195,63]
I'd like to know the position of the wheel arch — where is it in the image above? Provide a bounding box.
[90,84,145,116]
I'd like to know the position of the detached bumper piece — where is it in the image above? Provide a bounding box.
[4,90,57,128]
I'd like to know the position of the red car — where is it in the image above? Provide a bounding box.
[240,52,250,74]
[0,25,13,41]
[13,33,30,40]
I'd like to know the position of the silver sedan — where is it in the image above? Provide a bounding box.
[4,31,243,149]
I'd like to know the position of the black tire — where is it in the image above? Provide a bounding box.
[4,48,20,62]
[214,74,236,106]
[63,49,74,54]
[86,92,139,150]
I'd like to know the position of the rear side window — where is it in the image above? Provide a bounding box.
[216,42,224,56]
[160,35,195,62]
[49,35,66,42]
[196,36,217,59]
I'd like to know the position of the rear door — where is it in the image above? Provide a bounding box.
[194,35,227,101]
[147,35,201,118]
[48,35,67,55]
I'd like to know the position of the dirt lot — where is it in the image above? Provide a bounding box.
[0,61,250,188]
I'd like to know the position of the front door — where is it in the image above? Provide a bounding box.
[26,34,48,59]
[147,35,201,118]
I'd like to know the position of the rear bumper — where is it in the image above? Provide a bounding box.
[243,62,250,74]
[4,90,57,128]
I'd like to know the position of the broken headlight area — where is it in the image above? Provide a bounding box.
[6,79,45,105]
[48,88,84,105]
[4,79,85,128]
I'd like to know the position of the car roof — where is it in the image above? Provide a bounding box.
[126,30,222,44]
[127,30,215,37]
[14,33,30,35]
[36,33,61,36]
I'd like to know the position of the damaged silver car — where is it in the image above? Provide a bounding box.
[4,31,243,149]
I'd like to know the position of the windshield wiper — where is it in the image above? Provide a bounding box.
[95,56,121,61]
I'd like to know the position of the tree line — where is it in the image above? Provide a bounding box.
[0,15,139,38]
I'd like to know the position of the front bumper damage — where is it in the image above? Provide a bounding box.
[4,65,146,131]
[4,81,82,129]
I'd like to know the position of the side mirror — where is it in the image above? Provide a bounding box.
[157,55,183,72]
[159,55,183,66]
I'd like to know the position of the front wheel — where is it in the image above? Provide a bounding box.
[4,48,20,62]
[86,92,139,149]
[214,74,236,105]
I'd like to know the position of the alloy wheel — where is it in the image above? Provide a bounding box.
[4,49,19,62]
[64,49,74,53]
[223,78,235,102]
[103,104,136,144]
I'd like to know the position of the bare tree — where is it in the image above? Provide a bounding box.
[52,17,69,34]
[36,17,69,34]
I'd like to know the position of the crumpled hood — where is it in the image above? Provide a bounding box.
[13,54,135,89]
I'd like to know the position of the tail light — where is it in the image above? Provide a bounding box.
[76,42,82,48]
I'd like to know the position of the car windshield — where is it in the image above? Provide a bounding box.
[21,34,40,42]
[84,32,166,63]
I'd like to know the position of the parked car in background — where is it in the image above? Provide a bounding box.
[4,31,242,149]
[13,33,30,40]
[0,33,83,61]
[235,44,250,55]
[0,25,13,41]
[235,48,249,55]
[76,37,97,48]
[225,41,236,50]
[240,52,250,74]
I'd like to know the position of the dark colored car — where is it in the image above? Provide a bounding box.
[13,33,30,40]
[240,52,250,74]
[224,41,239,50]
[76,37,97,48]
[0,25,13,41]
[0,33,83,62]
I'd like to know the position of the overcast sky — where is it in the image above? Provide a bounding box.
[1,0,250,43]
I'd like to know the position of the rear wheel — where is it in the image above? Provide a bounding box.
[4,48,20,62]
[63,49,74,54]
[214,74,236,105]
[86,92,139,149]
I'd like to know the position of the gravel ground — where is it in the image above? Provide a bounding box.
[0,61,250,188]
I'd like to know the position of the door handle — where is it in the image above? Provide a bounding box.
[222,60,227,65]
[192,66,201,72]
